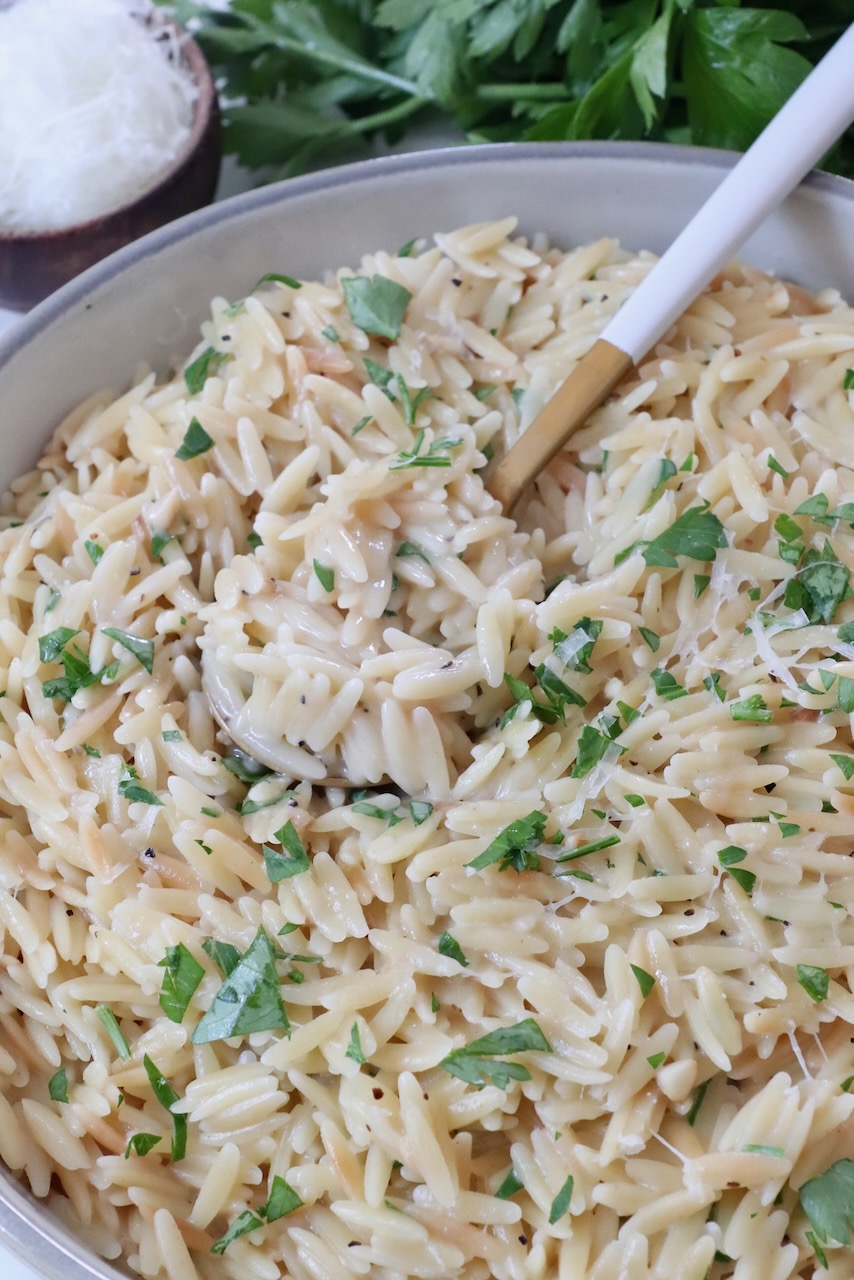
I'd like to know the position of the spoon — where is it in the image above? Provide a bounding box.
[488,21,854,509]
[204,23,854,788]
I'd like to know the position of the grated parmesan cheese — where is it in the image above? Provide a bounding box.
[0,0,198,233]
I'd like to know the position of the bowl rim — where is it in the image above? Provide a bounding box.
[2,137,854,1280]
[0,17,216,245]
[2,138,853,360]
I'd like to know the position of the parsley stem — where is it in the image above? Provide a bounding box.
[344,95,427,135]
[475,83,568,101]
[246,25,420,97]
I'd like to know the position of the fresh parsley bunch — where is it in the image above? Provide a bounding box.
[162,0,853,178]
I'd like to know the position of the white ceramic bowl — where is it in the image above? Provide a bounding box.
[2,141,854,1280]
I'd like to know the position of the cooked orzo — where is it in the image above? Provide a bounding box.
[2,218,854,1280]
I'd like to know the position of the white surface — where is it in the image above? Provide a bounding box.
[604,21,854,360]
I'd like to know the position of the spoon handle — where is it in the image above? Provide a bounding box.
[488,21,854,511]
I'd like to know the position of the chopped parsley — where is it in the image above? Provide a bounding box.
[687,1079,709,1126]
[176,417,215,461]
[768,455,790,478]
[342,274,412,339]
[694,574,710,598]
[162,729,182,742]
[143,1055,187,1161]
[704,672,725,702]
[474,384,497,401]
[184,347,230,395]
[253,272,301,291]
[731,694,772,723]
[409,799,433,825]
[202,938,242,977]
[437,931,468,967]
[501,665,585,730]
[439,1018,552,1089]
[247,531,263,549]
[557,833,620,864]
[263,821,310,881]
[352,415,372,436]
[345,1022,366,1065]
[467,811,546,873]
[642,505,727,568]
[651,668,688,701]
[571,723,619,779]
[718,845,756,894]
[48,1067,68,1103]
[192,926,290,1043]
[118,769,163,806]
[211,1176,303,1254]
[396,541,430,563]
[321,325,340,342]
[40,629,119,703]
[797,963,829,1003]
[124,1133,162,1159]
[548,1175,574,1224]
[313,560,335,592]
[831,753,854,781]
[150,530,175,561]
[223,749,273,784]
[391,375,437,425]
[647,1052,665,1069]
[390,429,460,470]
[744,1144,785,1157]
[630,964,655,999]
[799,1158,854,1246]
[638,626,660,652]
[784,540,852,625]
[102,627,154,674]
[158,943,204,1024]
[96,1005,130,1059]
[550,618,602,673]
[495,1168,523,1199]
[84,540,104,565]
[39,627,80,663]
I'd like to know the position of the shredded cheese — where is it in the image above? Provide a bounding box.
[0,0,198,233]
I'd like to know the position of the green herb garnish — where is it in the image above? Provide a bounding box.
[439,1018,552,1090]
[313,560,335,592]
[800,1159,854,1246]
[102,627,154,674]
[630,964,655,999]
[96,1005,130,1059]
[495,1168,523,1199]
[263,821,310,881]
[345,1022,366,1065]
[651,668,688,701]
[184,348,229,396]
[48,1067,68,1103]
[158,943,204,1024]
[466,811,545,873]
[143,1055,187,1161]
[797,963,829,1003]
[118,769,163,806]
[642,505,727,568]
[192,926,290,1043]
[548,1175,574,1224]
[124,1133,162,1159]
[176,417,215,461]
[731,694,772,723]
[437,931,468,966]
[342,274,412,339]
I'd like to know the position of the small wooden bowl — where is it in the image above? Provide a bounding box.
[0,24,221,312]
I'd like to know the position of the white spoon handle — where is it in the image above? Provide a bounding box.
[487,23,854,511]
[604,22,854,361]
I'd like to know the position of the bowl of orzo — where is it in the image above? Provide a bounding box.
[2,142,854,1280]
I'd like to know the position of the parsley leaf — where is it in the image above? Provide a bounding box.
[797,963,829,1003]
[830,753,854,781]
[222,749,273,784]
[408,799,433,825]
[184,348,229,396]
[548,1175,574,1224]
[800,1159,854,1245]
[630,964,655,999]
[439,1018,552,1089]
[211,1210,263,1254]
[96,1005,130,1059]
[150,530,175,562]
[211,1176,303,1254]
[550,618,602,674]
[85,539,104,565]
[638,626,660,652]
[345,1022,366,1065]
[651,668,688,701]
[176,417,215,461]
[143,1055,187,1161]
[201,938,242,977]
[192,926,289,1043]
[102,627,154,675]
[118,770,163,806]
[571,723,618,779]
[263,821,310,881]
[39,628,80,663]
[784,541,852,625]
[466,811,546,873]
[313,560,334,592]
[642,506,727,568]
[495,1168,523,1199]
[342,274,412,339]
[158,943,204,1024]
[48,1067,68,1103]
[437,931,468,967]
[731,694,772,723]
[557,833,620,865]
[125,1133,162,1159]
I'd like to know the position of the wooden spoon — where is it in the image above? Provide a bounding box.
[488,21,854,509]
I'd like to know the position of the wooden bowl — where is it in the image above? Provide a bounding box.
[0,24,221,312]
